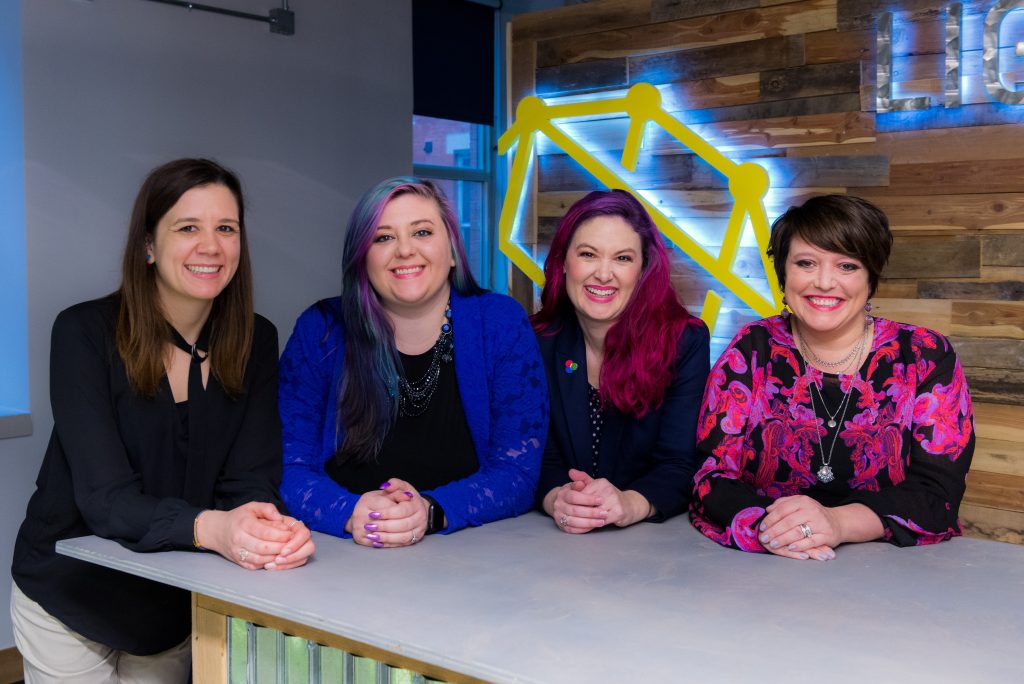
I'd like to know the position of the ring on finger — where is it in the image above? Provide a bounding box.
[239,548,249,562]
[558,514,568,528]
[799,523,813,539]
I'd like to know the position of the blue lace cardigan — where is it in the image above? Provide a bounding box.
[278,290,547,537]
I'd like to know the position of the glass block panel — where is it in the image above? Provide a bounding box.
[254,625,279,682]
[227,617,248,684]
[319,645,346,683]
[284,634,310,683]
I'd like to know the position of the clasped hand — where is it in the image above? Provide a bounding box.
[548,469,650,534]
[759,495,839,561]
[198,501,315,571]
[346,478,428,548]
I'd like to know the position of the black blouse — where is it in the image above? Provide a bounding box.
[11,295,284,655]
[326,347,479,494]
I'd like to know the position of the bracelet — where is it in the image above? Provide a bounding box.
[193,511,205,549]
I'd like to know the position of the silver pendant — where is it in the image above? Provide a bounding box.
[827,419,837,428]
[816,465,835,483]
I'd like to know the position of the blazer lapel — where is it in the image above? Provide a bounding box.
[554,321,590,471]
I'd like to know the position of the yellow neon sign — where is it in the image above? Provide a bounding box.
[498,82,783,334]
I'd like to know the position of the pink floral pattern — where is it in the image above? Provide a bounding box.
[690,316,974,552]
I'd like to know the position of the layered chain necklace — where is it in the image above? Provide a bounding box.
[795,319,870,484]
[397,300,453,417]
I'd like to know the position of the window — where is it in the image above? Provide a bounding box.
[413,115,495,287]
[0,1,31,438]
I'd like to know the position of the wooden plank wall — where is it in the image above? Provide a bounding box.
[507,0,1024,544]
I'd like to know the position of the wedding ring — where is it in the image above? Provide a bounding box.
[558,515,568,528]
[239,548,249,562]
[799,523,813,539]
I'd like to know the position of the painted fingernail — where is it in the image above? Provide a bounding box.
[769,540,780,549]
[799,553,809,560]
[404,491,413,498]
[363,523,378,531]
[368,511,382,520]
[265,562,277,570]
[817,552,830,561]
[379,482,391,489]
[366,533,380,542]
[759,522,766,532]
[760,534,769,543]
[788,544,798,551]
[828,551,837,560]
[372,541,384,548]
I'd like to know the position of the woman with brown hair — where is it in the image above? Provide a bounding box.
[11,159,313,682]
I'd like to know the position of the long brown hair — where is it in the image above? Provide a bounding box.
[116,158,254,397]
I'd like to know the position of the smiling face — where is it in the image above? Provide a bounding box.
[147,183,240,320]
[366,192,455,315]
[564,215,643,329]
[784,235,870,342]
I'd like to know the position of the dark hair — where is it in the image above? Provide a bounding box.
[767,194,892,298]
[336,177,484,464]
[116,158,253,397]
[532,189,697,418]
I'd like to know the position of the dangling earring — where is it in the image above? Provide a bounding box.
[146,253,154,264]
[864,300,873,322]
[780,294,790,319]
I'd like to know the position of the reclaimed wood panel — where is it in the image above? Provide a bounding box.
[629,35,805,84]
[868,160,1024,196]
[961,503,1024,545]
[983,235,1024,267]
[952,301,1024,340]
[512,0,653,42]
[870,298,951,333]
[836,0,995,32]
[950,337,1024,370]
[962,367,1024,406]
[919,281,1024,301]
[974,402,1024,443]
[787,125,1024,164]
[860,194,1024,232]
[973,438,1024,478]
[963,470,1024,511]
[651,0,760,23]
[885,236,980,279]
[537,0,836,67]
[760,61,861,101]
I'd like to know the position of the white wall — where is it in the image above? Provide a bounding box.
[0,0,412,648]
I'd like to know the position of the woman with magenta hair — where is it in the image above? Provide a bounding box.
[278,177,547,547]
[533,189,709,533]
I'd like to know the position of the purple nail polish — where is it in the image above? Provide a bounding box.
[404,491,413,498]
[372,541,384,548]
[787,544,798,551]
[760,535,769,543]
[368,511,382,520]
[769,540,780,549]
[759,522,766,532]
[366,533,380,542]
[364,523,378,531]
[379,482,391,489]
[799,553,809,560]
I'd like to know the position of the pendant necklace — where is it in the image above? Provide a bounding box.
[807,381,853,484]
[397,300,453,417]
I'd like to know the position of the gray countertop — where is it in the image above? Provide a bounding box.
[57,512,1024,684]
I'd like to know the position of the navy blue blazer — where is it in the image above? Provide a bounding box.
[535,316,710,521]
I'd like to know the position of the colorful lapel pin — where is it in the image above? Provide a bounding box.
[564,359,578,374]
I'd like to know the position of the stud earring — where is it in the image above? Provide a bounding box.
[145,254,153,264]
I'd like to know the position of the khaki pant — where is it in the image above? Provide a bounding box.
[10,582,191,684]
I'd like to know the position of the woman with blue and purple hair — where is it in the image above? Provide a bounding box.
[278,177,546,547]
[533,189,710,533]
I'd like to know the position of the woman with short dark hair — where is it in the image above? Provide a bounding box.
[691,194,974,559]
[11,159,313,682]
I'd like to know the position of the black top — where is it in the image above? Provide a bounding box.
[535,316,711,521]
[326,347,478,495]
[11,295,284,655]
